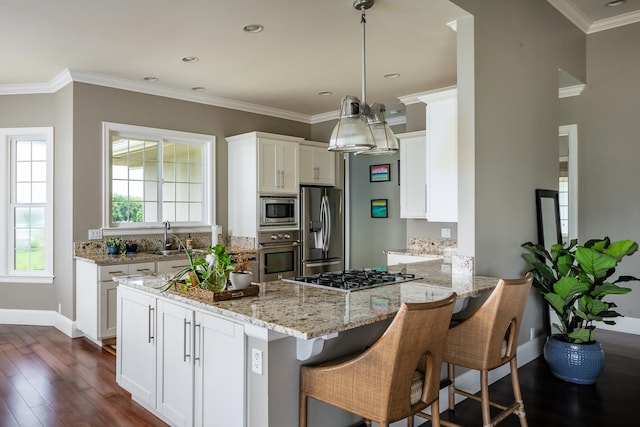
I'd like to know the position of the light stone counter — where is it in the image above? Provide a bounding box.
[118,259,498,340]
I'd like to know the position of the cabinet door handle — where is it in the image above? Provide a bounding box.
[183,319,191,362]
[148,305,155,343]
[194,322,201,364]
[135,268,151,272]
[108,270,125,275]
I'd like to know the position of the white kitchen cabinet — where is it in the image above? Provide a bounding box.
[76,260,155,345]
[117,286,245,427]
[194,311,245,427]
[157,258,192,275]
[116,286,157,409]
[299,142,336,186]
[258,137,299,193]
[156,299,195,427]
[227,131,304,239]
[398,86,458,222]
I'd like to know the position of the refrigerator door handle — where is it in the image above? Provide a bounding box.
[321,195,331,253]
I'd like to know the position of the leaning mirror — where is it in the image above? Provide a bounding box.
[535,189,562,251]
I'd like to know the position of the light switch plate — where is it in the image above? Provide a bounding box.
[441,228,451,238]
[88,229,103,240]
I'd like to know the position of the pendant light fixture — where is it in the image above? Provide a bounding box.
[328,0,398,155]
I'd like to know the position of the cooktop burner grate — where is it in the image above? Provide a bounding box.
[284,269,420,291]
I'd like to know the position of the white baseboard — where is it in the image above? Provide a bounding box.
[0,308,83,338]
[596,316,640,336]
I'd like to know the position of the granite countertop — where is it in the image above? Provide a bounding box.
[118,259,498,340]
[385,249,445,258]
[75,248,257,266]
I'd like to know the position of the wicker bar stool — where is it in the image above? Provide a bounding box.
[418,273,532,427]
[299,293,457,427]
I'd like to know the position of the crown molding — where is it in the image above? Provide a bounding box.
[0,68,314,124]
[547,0,592,33]
[548,0,640,34]
[559,84,586,98]
[588,10,640,33]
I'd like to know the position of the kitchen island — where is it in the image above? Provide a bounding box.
[116,260,498,427]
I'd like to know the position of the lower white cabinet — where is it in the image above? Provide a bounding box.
[194,310,245,427]
[76,260,155,344]
[157,299,195,427]
[116,286,157,409]
[117,286,246,427]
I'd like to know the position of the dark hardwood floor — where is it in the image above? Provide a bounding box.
[0,324,167,427]
[420,329,640,426]
[1,325,638,426]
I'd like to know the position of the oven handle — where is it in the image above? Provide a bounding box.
[259,242,300,250]
[305,260,342,268]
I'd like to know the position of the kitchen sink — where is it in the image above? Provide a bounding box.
[150,249,184,256]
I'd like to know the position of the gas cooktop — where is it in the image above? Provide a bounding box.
[284,269,421,292]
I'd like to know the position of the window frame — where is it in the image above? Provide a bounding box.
[102,122,216,232]
[0,127,54,284]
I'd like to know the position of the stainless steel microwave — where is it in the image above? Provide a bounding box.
[260,196,298,227]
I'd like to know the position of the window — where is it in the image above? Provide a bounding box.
[103,123,215,228]
[0,127,54,283]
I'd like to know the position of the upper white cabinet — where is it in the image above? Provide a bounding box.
[227,131,302,196]
[299,141,336,186]
[398,87,458,222]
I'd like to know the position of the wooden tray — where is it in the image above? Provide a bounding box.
[172,283,259,302]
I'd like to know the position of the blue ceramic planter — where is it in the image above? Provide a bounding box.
[543,336,605,385]
[107,245,119,255]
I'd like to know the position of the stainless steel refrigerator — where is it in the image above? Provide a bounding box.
[300,186,344,276]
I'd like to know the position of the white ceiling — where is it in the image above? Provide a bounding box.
[1,0,638,124]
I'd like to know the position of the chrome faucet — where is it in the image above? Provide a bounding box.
[163,221,171,250]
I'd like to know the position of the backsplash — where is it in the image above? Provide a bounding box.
[407,237,457,255]
[73,233,255,257]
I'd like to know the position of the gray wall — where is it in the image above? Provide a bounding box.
[0,94,58,311]
[450,0,587,339]
[559,22,640,318]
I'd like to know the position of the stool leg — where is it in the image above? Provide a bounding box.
[447,363,455,411]
[480,369,491,427]
[299,392,307,427]
[431,398,441,427]
[408,415,414,427]
[510,358,528,427]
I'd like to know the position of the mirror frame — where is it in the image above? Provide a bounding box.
[535,189,562,249]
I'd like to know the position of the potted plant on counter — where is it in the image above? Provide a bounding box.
[229,251,256,290]
[105,236,124,255]
[166,239,234,293]
[521,237,639,384]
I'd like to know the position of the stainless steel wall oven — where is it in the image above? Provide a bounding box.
[258,230,300,282]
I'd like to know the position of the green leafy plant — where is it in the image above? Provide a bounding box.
[522,237,639,344]
[105,236,124,253]
[164,237,234,292]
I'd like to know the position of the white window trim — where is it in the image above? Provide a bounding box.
[102,122,216,234]
[0,127,54,284]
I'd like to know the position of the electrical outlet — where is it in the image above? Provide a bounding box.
[530,327,536,340]
[441,228,451,238]
[88,229,103,240]
[252,348,263,375]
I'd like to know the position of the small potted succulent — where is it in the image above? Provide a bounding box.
[105,236,124,255]
[229,251,256,290]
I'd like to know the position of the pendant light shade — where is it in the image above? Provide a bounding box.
[328,0,396,156]
[328,95,375,152]
[357,103,398,155]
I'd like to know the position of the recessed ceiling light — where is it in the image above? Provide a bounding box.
[243,24,264,33]
[181,56,199,63]
[606,0,625,6]
[143,76,159,82]
[318,91,333,96]
[383,73,400,79]
[191,87,206,92]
